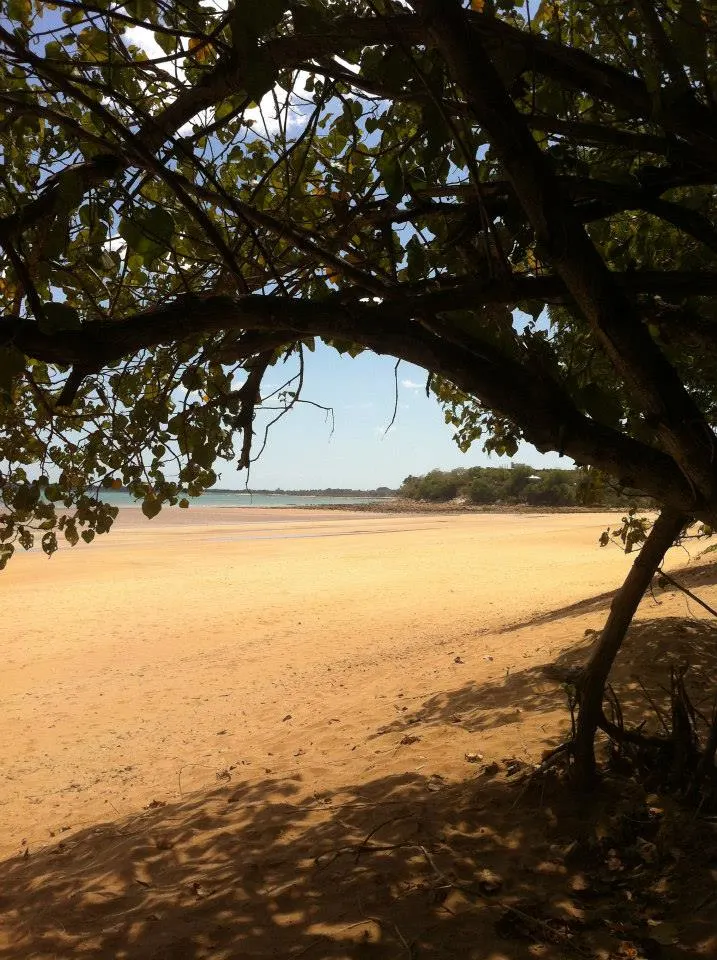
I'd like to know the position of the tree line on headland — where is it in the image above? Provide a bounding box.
[399,465,652,509]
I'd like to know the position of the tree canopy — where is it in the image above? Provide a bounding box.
[2,0,717,564]
[399,463,655,506]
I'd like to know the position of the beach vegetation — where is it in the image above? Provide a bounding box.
[400,464,652,508]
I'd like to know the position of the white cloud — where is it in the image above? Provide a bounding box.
[103,235,127,253]
[334,55,360,75]
[122,25,204,132]
[125,25,169,66]
[401,378,422,390]
[245,71,314,137]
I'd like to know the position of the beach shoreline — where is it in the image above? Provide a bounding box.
[105,499,647,531]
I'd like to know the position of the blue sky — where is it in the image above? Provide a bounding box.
[223,343,567,490]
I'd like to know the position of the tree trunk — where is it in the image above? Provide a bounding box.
[573,508,687,784]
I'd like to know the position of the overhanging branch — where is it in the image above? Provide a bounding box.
[6,270,717,367]
[0,283,711,522]
[417,0,717,507]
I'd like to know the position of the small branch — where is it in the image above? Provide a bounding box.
[384,359,400,436]
[656,566,717,618]
[55,365,97,408]
[415,844,590,956]
[235,352,273,470]
[597,709,668,749]
[635,677,672,737]
[0,228,46,326]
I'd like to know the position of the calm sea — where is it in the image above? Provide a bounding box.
[96,490,384,509]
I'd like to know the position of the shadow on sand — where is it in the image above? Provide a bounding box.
[495,557,717,635]
[2,758,716,960]
[371,616,717,743]
[2,588,717,959]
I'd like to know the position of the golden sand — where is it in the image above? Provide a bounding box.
[3,508,717,959]
[1,507,702,858]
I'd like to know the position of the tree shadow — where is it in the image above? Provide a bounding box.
[2,763,715,959]
[2,595,716,958]
[370,616,717,746]
[497,558,717,635]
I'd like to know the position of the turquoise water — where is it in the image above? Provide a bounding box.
[96,490,384,508]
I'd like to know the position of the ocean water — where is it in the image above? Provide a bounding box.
[96,490,384,509]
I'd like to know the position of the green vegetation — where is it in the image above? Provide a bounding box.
[399,465,652,507]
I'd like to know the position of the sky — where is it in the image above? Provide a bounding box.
[223,343,568,490]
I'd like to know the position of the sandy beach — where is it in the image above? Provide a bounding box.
[2,508,716,958]
[0,507,704,856]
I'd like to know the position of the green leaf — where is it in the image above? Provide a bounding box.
[422,101,448,164]
[377,156,404,203]
[406,235,429,281]
[124,0,154,19]
[215,99,237,123]
[119,207,175,259]
[64,522,79,547]
[58,170,89,210]
[239,0,290,40]
[8,0,32,26]
[0,544,15,571]
[0,347,26,400]
[141,496,162,519]
[181,367,204,390]
[41,531,58,557]
[154,30,176,56]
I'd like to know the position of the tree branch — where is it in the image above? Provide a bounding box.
[417,0,717,508]
[236,352,274,470]
[7,271,717,365]
[1,286,711,522]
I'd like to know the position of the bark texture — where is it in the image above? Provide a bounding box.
[573,509,688,783]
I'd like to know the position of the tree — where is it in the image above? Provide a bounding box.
[2,0,717,782]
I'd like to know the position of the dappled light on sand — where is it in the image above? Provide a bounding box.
[1,511,717,957]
